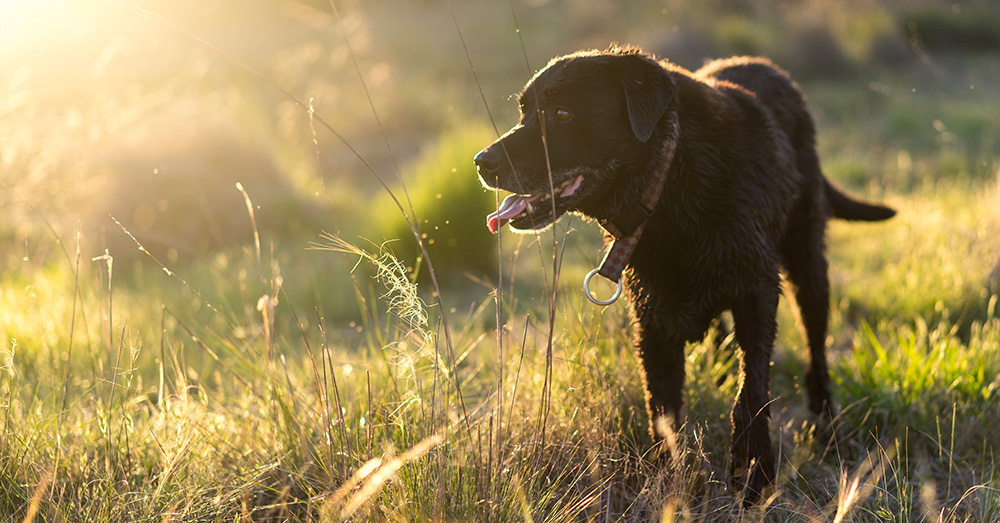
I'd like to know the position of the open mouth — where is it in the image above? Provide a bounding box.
[486,175,584,233]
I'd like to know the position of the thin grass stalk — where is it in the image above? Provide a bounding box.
[59,230,82,414]
[432,316,446,517]
[237,183,266,292]
[319,317,350,482]
[107,320,128,480]
[507,318,530,441]
[1,346,16,507]
[282,294,323,389]
[493,284,504,514]
[947,402,956,504]
[157,306,166,408]
[534,117,557,462]
[486,413,495,522]
[51,230,83,513]
[434,317,444,432]
[94,250,113,394]
[240,184,282,434]
[279,351,306,428]
[367,370,373,457]
[288,299,336,477]
[92,250,117,481]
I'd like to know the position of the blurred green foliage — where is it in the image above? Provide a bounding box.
[902,2,1000,52]
[373,124,499,286]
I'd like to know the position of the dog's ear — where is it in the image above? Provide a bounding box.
[620,63,674,143]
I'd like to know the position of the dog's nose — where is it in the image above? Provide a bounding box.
[474,147,502,184]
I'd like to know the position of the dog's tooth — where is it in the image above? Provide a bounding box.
[526,202,533,213]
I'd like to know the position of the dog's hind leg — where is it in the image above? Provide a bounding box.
[781,194,836,420]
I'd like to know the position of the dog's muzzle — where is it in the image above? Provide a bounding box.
[473,147,503,186]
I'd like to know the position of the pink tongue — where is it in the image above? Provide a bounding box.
[487,194,536,234]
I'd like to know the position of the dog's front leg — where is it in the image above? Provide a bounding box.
[637,333,686,443]
[730,283,780,504]
[635,308,710,449]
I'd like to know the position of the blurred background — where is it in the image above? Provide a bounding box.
[2,0,998,314]
[2,3,999,517]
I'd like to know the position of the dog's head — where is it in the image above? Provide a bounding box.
[475,47,676,233]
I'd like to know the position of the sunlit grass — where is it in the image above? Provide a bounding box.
[3,182,999,520]
[830,181,1000,328]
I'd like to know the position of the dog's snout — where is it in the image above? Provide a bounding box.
[474,147,503,184]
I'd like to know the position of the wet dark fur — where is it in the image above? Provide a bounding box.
[474,47,895,502]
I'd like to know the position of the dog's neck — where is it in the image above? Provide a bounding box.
[594,111,680,283]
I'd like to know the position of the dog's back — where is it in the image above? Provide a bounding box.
[694,57,895,223]
[695,57,813,152]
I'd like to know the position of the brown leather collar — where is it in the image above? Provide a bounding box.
[596,112,680,284]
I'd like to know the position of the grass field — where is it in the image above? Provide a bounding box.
[2,0,1000,521]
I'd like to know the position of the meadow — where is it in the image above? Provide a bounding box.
[1,0,999,521]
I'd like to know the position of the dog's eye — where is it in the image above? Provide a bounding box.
[553,108,572,122]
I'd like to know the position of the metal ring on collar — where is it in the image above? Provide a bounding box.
[584,268,623,306]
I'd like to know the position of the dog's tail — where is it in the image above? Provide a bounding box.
[824,179,896,221]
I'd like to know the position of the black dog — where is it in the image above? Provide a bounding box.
[474,47,894,502]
